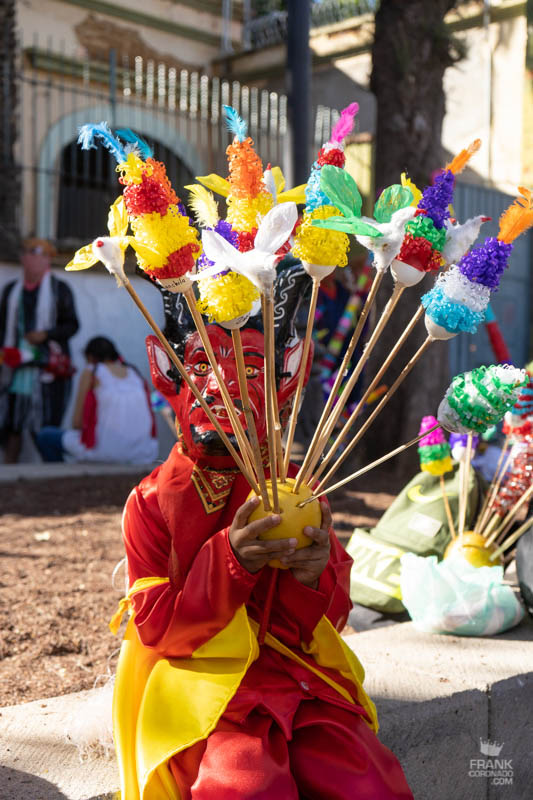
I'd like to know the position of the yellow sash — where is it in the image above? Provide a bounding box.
[111,578,377,800]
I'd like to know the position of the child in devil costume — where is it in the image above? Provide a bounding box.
[110,263,413,799]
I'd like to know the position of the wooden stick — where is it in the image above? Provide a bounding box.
[310,304,424,485]
[122,280,259,492]
[440,473,456,539]
[184,288,256,478]
[484,484,533,547]
[298,425,440,505]
[283,277,320,473]
[262,291,280,512]
[231,328,271,509]
[310,336,434,495]
[294,282,405,492]
[481,512,501,542]
[473,437,511,535]
[292,270,385,491]
[458,433,473,537]
[489,516,533,562]
[267,294,286,483]
[491,482,533,547]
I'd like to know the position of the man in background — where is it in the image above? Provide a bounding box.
[0,238,79,462]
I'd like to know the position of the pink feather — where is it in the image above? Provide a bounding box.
[329,102,359,144]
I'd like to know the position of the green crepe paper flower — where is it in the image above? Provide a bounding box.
[418,443,452,464]
[446,365,527,433]
[405,215,447,250]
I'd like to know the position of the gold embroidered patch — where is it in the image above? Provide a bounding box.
[190,464,239,514]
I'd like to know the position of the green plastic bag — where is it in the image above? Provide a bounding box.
[346,466,485,613]
[400,552,524,636]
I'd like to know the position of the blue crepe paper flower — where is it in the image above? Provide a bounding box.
[422,286,485,334]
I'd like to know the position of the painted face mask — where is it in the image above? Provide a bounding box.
[146,263,313,461]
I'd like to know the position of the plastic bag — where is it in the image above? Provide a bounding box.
[400,551,524,636]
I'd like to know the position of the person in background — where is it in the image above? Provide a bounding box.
[36,336,158,465]
[0,238,79,462]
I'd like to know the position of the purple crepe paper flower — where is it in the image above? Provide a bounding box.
[449,433,480,450]
[197,219,239,276]
[418,170,455,230]
[457,237,512,290]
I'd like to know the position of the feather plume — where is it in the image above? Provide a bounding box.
[223,105,248,142]
[445,138,481,176]
[185,184,219,229]
[329,102,359,144]
[498,186,533,244]
[77,122,126,163]
[116,129,153,159]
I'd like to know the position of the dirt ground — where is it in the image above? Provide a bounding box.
[0,468,401,708]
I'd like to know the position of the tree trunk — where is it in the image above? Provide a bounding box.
[0,0,19,262]
[359,0,460,473]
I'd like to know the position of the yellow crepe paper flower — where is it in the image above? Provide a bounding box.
[293,206,349,267]
[197,272,259,323]
[226,193,274,233]
[131,208,202,269]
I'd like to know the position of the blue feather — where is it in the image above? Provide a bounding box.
[77,122,126,163]
[116,128,154,160]
[223,105,247,142]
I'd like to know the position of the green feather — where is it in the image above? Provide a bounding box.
[374,184,413,223]
[320,165,362,218]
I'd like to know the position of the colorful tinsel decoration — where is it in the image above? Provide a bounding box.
[76,124,201,284]
[185,183,260,323]
[490,445,533,516]
[418,416,454,476]
[223,105,273,236]
[503,368,533,441]
[292,103,359,268]
[422,186,533,336]
[396,140,481,275]
[438,364,527,435]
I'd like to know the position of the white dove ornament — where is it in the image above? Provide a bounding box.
[198,202,298,295]
[358,206,416,276]
[442,215,491,267]
[66,195,158,287]
[91,237,127,285]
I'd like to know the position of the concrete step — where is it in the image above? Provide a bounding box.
[0,462,156,484]
[1,615,532,800]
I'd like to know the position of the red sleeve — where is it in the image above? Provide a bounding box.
[269,530,353,646]
[122,479,260,657]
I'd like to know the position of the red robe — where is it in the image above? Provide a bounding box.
[122,445,413,799]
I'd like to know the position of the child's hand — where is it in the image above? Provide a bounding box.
[279,501,332,588]
[229,496,297,574]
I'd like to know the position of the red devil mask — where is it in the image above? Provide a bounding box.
[146,263,313,461]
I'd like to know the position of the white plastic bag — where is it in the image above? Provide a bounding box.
[400,551,524,636]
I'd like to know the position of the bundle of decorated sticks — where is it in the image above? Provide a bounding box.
[414,366,532,568]
[65,107,533,551]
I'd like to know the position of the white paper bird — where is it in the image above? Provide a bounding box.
[197,202,298,294]
[442,215,491,266]
[356,206,417,273]
[66,196,157,285]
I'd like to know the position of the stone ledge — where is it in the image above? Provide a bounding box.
[1,616,532,799]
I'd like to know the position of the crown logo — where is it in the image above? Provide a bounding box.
[479,738,503,757]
